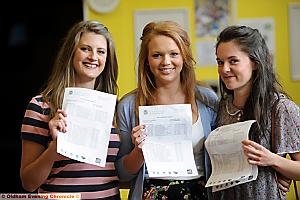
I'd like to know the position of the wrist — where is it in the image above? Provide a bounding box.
[133,145,144,157]
[271,152,281,169]
[48,140,57,154]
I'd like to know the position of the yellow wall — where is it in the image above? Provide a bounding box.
[84,0,300,106]
[84,0,300,199]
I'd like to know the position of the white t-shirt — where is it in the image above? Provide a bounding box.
[192,115,205,177]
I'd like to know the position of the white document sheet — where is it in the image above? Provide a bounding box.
[139,104,198,178]
[57,87,117,167]
[204,120,258,192]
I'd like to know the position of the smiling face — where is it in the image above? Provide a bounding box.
[147,35,183,86]
[216,41,256,95]
[73,32,107,88]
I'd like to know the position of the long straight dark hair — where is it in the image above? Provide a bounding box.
[216,25,286,138]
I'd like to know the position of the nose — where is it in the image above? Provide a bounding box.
[88,50,98,60]
[162,55,171,66]
[220,62,230,73]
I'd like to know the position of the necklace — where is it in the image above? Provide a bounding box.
[226,102,243,121]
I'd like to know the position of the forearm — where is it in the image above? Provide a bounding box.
[272,153,300,181]
[21,141,58,192]
[123,146,144,174]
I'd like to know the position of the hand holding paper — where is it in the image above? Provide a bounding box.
[57,87,117,167]
[139,104,198,179]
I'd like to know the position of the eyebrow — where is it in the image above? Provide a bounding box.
[217,55,237,60]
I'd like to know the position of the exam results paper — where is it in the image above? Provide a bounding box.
[205,120,258,192]
[139,104,198,179]
[57,87,117,167]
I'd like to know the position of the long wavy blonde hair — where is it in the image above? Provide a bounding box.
[40,20,119,119]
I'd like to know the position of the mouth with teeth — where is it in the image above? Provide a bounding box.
[159,67,175,74]
[83,62,98,69]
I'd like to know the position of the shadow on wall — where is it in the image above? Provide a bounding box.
[1,1,83,193]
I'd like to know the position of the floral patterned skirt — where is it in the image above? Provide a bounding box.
[143,177,207,200]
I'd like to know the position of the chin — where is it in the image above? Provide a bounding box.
[224,83,236,90]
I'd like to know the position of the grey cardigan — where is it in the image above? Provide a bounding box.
[116,85,219,200]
